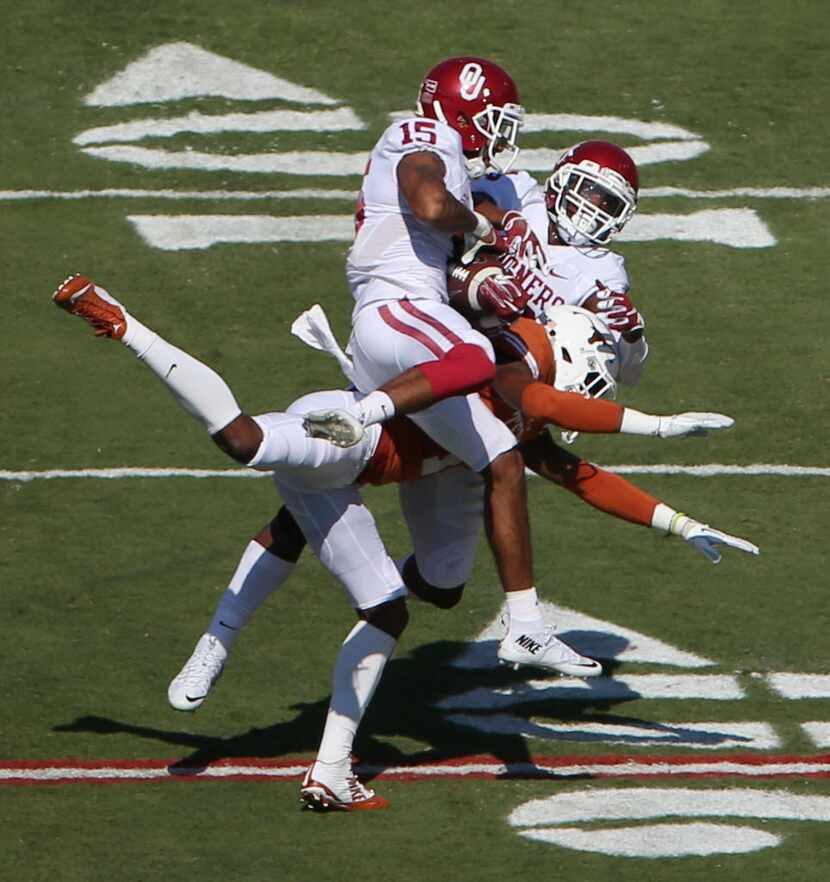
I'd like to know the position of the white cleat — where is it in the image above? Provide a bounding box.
[299,758,389,812]
[302,408,364,448]
[498,626,603,677]
[167,634,227,711]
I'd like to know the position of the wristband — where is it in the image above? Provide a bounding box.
[669,511,689,536]
[472,211,494,241]
[619,408,661,436]
[650,503,676,534]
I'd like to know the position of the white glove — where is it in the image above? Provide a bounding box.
[657,412,734,438]
[679,518,760,564]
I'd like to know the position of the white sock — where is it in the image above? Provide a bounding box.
[506,587,545,632]
[354,390,395,427]
[207,541,295,652]
[316,621,397,764]
[122,316,241,434]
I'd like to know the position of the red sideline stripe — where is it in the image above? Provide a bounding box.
[4,753,830,786]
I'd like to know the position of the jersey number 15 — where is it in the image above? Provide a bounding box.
[400,120,437,146]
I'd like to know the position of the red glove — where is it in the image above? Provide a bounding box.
[593,283,645,334]
[496,210,545,268]
[475,273,529,320]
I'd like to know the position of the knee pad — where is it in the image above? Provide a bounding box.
[402,555,465,610]
[362,596,410,638]
[266,506,307,563]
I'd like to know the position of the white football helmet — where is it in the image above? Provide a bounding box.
[542,304,618,444]
[543,304,618,399]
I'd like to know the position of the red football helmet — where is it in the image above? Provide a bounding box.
[416,57,524,177]
[545,141,639,246]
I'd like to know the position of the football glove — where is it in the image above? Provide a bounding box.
[475,274,529,320]
[657,412,734,438]
[499,210,545,268]
[679,518,760,564]
[593,283,645,334]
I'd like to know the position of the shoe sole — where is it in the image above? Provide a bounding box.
[52,274,128,339]
[497,656,604,678]
[167,665,224,711]
[302,412,363,448]
[167,694,204,712]
[299,784,390,812]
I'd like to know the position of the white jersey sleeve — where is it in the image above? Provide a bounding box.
[346,117,472,313]
[471,170,541,213]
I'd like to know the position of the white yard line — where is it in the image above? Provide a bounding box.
[0,188,357,201]
[1,464,828,482]
[3,755,830,785]
[767,675,830,699]
[2,186,830,201]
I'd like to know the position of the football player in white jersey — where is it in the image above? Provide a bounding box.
[312,57,585,685]
[53,274,756,812]
[470,140,648,386]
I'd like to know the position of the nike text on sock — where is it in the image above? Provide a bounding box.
[355,390,395,427]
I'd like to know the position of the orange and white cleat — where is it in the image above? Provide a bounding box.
[52,274,128,340]
[299,759,389,812]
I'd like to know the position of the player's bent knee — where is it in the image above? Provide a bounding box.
[360,596,409,638]
[402,555,465,609]
[253,506,307,563]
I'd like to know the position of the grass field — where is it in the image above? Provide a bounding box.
[2,1,830,880]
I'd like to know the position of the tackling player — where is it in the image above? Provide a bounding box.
[53,274,758,812]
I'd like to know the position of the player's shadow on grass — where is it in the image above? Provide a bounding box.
[53,630,737,777]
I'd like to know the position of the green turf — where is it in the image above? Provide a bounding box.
[2,0,830,879]
[5,779,830,882]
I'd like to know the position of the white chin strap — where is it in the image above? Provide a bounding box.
[555,218,597,248]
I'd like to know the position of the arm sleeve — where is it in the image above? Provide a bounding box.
[616,334,649,386]
[561,461,659,527]
[520,382,623,432]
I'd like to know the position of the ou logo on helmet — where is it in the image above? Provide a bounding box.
[459,62,488,100]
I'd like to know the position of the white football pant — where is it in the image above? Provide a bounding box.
[248,389,405,611]
[349,299,517,473]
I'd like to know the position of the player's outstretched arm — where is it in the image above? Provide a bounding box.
[520,431,759,563]
[507,374,736,439]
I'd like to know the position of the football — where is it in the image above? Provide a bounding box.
[447,257,507,308]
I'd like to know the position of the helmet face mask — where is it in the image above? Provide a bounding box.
[468,103,524,176]
[546,141,639,246]
[416,57,524,177]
